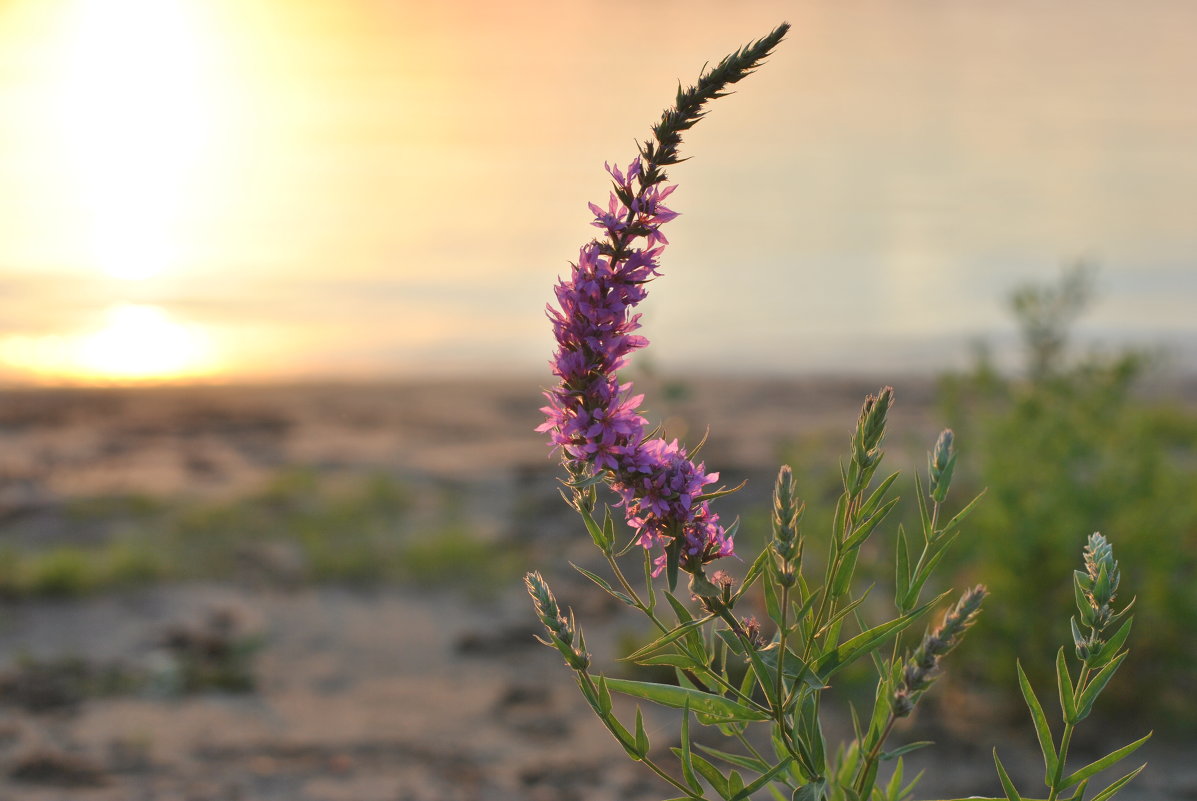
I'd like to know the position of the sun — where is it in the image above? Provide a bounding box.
[45,0,224,280]
[0,304,220,382]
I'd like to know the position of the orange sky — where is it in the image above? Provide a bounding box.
[1,0,1195,383]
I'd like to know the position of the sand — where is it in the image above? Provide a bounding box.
[0,377,1187,800]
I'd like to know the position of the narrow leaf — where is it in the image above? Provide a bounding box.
[694,743,771,773]
[731,759,795,801]
[993,750,1023,801]
[792,778,826,801]
[691,753,732,799]
[880,741,933,761]
[936,488,986,539]
[679,698,702,792]
[571,563,635,606]
[814,594,945,679]
[734,545,773,603]
[843,497,900,550]
[622,617,712,662]
[1089,763,1147,801]
[605,677,770,722]
[1075,651,1127,722]
[1055,648,1077,724]
[895,525,911,611]
[1016,660,1058,781]
[858,470,901,519]
[1092,617,1133,668]
[1061,733,1151,789]
[633,706,650,757]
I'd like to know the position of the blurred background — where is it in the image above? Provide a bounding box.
[0,1,1193,799]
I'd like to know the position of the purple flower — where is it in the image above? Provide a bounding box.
[540,155,734,575]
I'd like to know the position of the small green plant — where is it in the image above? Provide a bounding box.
[527,28,1148,801]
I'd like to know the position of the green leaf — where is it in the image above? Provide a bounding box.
[579,504,613,553]
[596,675,613,715]
[666,591,696,622]
[729,771,745,799]
[814,585,873,640]
[691,752,732,799]
[639,652,709,669]
[679,698,702,792]
[1075,651,1127,722]
[1092,617,1133,668]
[622,618,712,663]
[901,530,960,610]
[936,488,986,539]
[814,594,944,679]
[843,497,900,550]
[1055,648,1077,724]
[764,565,784,625]
[696,478,749,503]
[880,741,933,761]
[830,548,859,598]
[858,471,901,519]
[604,677,770,722]
[633,706,650,758]
[993,750,1023,801]
[895,525,911,611]
[735,545,773,604]
[1060,733,1151,789]
[694,743,771,774]
[792,778,826,801]
[1016,660,1058,782]
[1088,763,1147,801]
[756,640,827,691]
[914,473,932,538]
[571,563,635,606]
[731,759,795,801]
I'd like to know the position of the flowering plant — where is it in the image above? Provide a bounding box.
[528,23,1148,801]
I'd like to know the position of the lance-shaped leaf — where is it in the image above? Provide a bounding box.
[694,743,772,774]
[1088,763,1147,801]
[579,504,614,553]
[1016,661,1058,782]
[691,752,732,800]
[1074,651,1128,722]
[1060,733,1151,789]
[895,525,911,611]
[843,497,900,550]
[605,678,770,722]
[814,594,944,679]
[993,750,1024,801]
[1091,617,1133,668]
[622,617,712,664]
[571,563,635,606]
[935,489,986,540]
[678,698,703,793]
[730,759,795,801]
[1055,648,1078,724]
[734,545,773,604]
[755,639,827,691]
[633,706,650,758]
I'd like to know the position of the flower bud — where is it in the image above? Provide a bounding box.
[928,429,957,503]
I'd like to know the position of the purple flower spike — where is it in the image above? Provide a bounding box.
[540,155,734,578]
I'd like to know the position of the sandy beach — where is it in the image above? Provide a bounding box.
[0,376,1189,801]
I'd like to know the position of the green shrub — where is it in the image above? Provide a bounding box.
[939,267,1197,729]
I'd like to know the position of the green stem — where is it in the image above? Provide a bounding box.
[776,583,791,712]
[1047,666,1092,800]
[853,714,898,796]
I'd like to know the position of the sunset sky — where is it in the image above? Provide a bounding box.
[1,0,1194,383]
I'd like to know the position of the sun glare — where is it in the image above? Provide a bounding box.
[45,0,223,280]
[0,305,219,382]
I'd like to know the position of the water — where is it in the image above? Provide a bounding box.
[0,0,1194,381]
